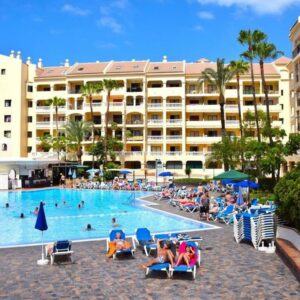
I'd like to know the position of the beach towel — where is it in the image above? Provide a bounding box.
[106,240,131,257]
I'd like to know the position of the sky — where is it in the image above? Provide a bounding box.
[0,0,299,66]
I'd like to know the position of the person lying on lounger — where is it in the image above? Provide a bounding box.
[106,232,131,257]
[141,239,175,269]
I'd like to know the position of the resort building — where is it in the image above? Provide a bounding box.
[288,16,300,166]
[0,52,292,177]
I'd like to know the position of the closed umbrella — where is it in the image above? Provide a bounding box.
[68,168,72,178]
[35,202,48,265]
[237,186,244,206]
[72,169,77,179]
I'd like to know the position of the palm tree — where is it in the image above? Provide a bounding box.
[102,79,120,167]
[64,120,92,164]
[80,82,103,167]
[238,29,266,142]
[201,59,235,171]
[255,42,283,145]
[201,58,235,138]
[47,96,66,159]
[229,60,249,138]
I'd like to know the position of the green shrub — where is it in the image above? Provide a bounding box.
[274,166,300,231]
[174,178,211,185]
[258,177,276,191]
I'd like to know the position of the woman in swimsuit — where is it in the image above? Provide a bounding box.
[114,232,126,250]
[174,245,195,268]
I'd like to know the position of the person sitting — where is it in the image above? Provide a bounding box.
[45,243,54,257]
[141,239,175,269]
[174,244,195,268]
[106,232,131,258]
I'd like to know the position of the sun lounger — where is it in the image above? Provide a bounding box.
[133,228,157,256]
[107,229,135,259]
[50,240,73,265]
[145,263,170,278]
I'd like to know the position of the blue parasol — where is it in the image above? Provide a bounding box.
[158,171,173,176]
[35,202,48,265]
[119,170,132,175]
[235,180,259,189]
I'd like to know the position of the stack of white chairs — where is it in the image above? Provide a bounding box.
[234,212,275,249]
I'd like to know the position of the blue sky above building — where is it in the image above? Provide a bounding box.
[0,0,299,66]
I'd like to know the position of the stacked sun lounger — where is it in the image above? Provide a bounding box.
[233,212,275,249]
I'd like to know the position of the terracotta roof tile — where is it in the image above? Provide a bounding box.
[67,62,109,75]
[36,66,69,78]
[106,61,148,73]
[273,56,291,65]
[147,62,184,73]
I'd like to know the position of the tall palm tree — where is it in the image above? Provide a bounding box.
[201,59,235,171]
[238,29,266,142]
[47,96,66,159]
[102,79,120,167]
[201,58,235,137]
[80,82,103,167]
[229,60,249,138]
[255,42,283,145]
[64,120,92,164]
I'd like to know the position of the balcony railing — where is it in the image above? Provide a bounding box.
[127,136,143,141]
[166,119,182,124]
[147,136,163,140]
[148,119,163,125]
[166,151,182,155]
[127,87,143,92]
[124,151,143,156]
[166,135,182,140]
[148,103,162,107]
[147,151,163,156]
[166,103,181,107]
[243,89,260,95]
[36,106,51,111]
[68,89,82,94]
[127,120,143,125]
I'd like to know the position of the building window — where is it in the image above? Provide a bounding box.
[4,99,11,107]
[1,69,6,75]
[281,89,284,96]
[27,85,33,92]
[4,115,11,122]
[28,101,33,108]
[4,131,11,138]
[1,144,7,151]
[279,118,284,124]
[27,131,32,138]
[281,104,284,110]
[27,146,32,153]
[28,116,32,122]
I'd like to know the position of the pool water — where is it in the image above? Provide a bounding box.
[0,189,217,247]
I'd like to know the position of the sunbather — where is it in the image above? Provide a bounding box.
[174,244,195,268]
[141,239,175,269]
[106,232,131,257]
[114,232,128,250]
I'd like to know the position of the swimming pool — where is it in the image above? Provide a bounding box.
[0,189,218,247]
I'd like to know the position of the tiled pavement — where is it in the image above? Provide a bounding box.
[0,196,300,300]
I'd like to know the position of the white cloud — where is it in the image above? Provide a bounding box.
[197,0,300,14]
[62,4,90,16]
[97,17,122,33]
[197,11,214,19]
[111,0,129,9]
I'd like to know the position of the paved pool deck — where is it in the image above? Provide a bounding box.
[0,195,299,300]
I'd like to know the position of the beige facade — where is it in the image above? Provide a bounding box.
[0,52,292,176]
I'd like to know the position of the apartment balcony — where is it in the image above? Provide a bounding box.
[166,135,182,141]
[225,120,239,128]
[147,87,183,97]
[147,136,164,142]
[186,104,220,113]
[272,120,283,127]
[202,120,222,128]
[224,104,238,112]
[126,120,144,127]
[186,120,203,128]
[126,104,144,112]
[126,136,144,142]
[166,119,182,126]
[67,89,82,96]
[165,151,182,156]
[123,151,144,160]
[147,151,163,157]
[147,103,163,111]
[147,119,163,126]
[36,121,66,128]
[243,104,282,113]
[109,102,124,112]
[186,136,222,144]
[243,89,260,95]
[111,87,126,95]
[185,151,206,158]
[30,152,58,160]
[36,106,51,113]
[225,89,238,98]
[166,103,182,110]
[203,88,218,95]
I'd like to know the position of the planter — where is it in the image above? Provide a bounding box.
[277,225,300,251]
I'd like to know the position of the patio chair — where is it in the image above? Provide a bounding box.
[50,240,74,265]
[214,204,235,224]
[145,263,171,278]
[183,196,201,213]
[133,228,157,256]
[107,229,135,259]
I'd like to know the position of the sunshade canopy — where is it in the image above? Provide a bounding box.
[213,170,249,181]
